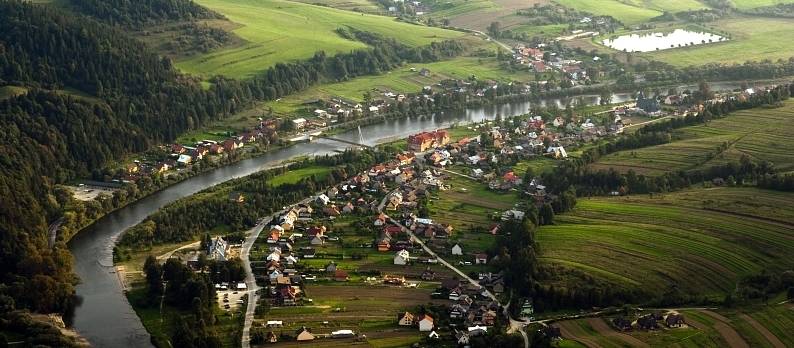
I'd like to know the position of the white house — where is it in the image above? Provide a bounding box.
[292,118,307,129]
[468,325,488,336]
[451,244,463,256]
[316,194,330,206]
[394,249,410,265]
[418,315,434,332]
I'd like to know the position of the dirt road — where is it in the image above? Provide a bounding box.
[739,313,785,348]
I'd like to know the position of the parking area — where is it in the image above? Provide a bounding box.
[65,184,118,201]
[216,288,247,312]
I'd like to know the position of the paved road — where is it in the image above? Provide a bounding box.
[240,196,315,348]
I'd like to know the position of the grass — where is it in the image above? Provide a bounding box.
[268,165,332,186]
[641,17,794,67]
[553,0,662,25]
[178,0,465,78]
[731,0,794,10]
[0,85,28,100]
[263,56,539,114]
[591,100,794,175]
[536,188,794,298]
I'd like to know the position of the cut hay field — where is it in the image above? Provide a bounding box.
[553,0,663,25]
[557,305,794,348]
[536,188,794,298]
[260,284,433,347]
[178,0,465,78]
[591,100,794,176]
[641,17,794,67]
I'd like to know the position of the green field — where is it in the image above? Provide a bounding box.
[553,0,663,25]
[265,56,540,114]
[178,0,465,78]
[536,188,794,297]
[268,165,331,186]
[732,0,794,9]
[592,100,794,175]
[640,17,794,67]
[557,304,794,348]
[0,85,28,100]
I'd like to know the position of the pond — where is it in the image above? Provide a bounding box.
[602,29,726,53]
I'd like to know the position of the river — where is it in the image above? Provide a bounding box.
[68,83,755,346]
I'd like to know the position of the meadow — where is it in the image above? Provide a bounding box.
[178,0,465,78]
[264,56,540,114]
[642,17,794,67]
[556,304,794,348]
[552,0,662,25]
[536,187,794,298]
[731,0,794,10]
[591,100,794,175]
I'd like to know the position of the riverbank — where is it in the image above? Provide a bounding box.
[66,77,787,346]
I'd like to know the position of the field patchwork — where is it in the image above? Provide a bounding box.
[536,188,794,298]
[591,100,794,175]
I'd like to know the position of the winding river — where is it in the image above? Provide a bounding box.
[68,83,754,346]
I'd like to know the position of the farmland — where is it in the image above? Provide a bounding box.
[264,56,540,115]
[731,0,794,10]
[535,187,794,298]
[641,17,794,67]
[257,284,435,347]
[591,100,794,175]
[556,304,794,348]
[177,0,466,78]
[553,0,662,25]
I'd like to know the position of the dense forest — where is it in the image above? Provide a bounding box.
[68,0,224,27]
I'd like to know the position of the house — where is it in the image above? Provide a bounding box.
[323,205,341,217]
[531,61,546,73]
[636,315,659,330]
[177,154,192,166]
[291,118,307,129]
[665,314,685,328]
[546,146,568,159]
[228,192,245,203]
[419,68,431,77]
[316,194,330,206]
[310,235,324,245]
[474,253,488,265]
[334,269,349,282]
[331,330,355,338]
[377,238,391,252]
[612,317,632,331]
[467,325,488,336]
[421,268,436,280]
[171,144,186,154]
[427,331,440,339]
[637,91,660,114]
[482,310,497,325]
[417,314,434,331]
[295,327,314,341]
[451,244,463,256]
[208,236,228,261]
[266,331,278,343]
[394,249,410,265]
[456,331,470,345]
[398,312,415,326]
[374,213,387,226]
[407,130,450,152]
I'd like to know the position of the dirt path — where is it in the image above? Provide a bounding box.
[739,313,785,348]
[586,318,649,348]
[558,321,602,348]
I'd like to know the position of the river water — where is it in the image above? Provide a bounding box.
[68,84,753,346]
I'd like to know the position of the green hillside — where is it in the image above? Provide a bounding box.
[177,0,465,78]
[537,188,794,298]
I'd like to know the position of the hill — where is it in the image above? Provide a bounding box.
[591,99,794,175]
[177,0,466,78]
[536,187,794,300]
